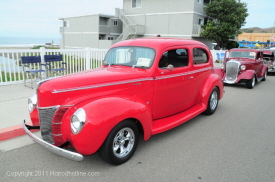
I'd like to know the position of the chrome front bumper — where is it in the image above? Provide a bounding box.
[22,120,83,162]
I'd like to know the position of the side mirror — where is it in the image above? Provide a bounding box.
[167,64,174,71]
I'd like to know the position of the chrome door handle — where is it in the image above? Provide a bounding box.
[189,76,194,79]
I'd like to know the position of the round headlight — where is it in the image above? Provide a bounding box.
[71,108,86,134]
[28,94,37,113]
[240,65,246,71]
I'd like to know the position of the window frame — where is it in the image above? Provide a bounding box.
[132,0,141,8]
[192,48,209,65]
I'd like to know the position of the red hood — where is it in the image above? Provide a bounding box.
[226,58,255,65]
[38,66,152,107]
[41,66,149,90]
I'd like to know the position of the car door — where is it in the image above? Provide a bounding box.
[255,51,264,77]
[191,47,213,99]
[152,47,196,120]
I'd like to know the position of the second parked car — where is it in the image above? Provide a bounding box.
[220,48,268,89]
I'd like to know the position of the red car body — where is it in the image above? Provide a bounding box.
[217,48,268,89]
[23,38,224,164]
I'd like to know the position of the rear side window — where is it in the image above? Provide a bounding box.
[193,48,208,64]
[158,49,189,68]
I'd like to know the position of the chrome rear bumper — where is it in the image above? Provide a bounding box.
[22,120,83,162]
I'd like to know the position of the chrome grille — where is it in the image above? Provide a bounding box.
[225,61,240,82]
[38,107,59,144]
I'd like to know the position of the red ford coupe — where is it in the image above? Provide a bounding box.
[23,38,224,165]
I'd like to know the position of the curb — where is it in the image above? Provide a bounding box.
[0,122,38,141]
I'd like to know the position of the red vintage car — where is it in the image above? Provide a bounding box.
[23,38,224,165]
[218,48,268,89]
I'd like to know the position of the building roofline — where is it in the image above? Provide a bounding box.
[59,14,114,20]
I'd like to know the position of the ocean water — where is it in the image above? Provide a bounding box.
[0,36,60,47]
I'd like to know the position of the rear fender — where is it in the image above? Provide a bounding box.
[260,65,268,77]
[198,73,224,107]
[213,68,225,79]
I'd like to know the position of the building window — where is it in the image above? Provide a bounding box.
[99,36,102,40]
[198,18,204,25]
[113,20,118,26]
[63,21,69,27]
[132,0,141,8]
[108,37,114,40]
[204,0,211,5]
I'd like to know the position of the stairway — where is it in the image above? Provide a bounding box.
[115,9,145,43]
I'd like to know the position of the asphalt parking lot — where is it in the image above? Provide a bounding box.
[1,73,275,181]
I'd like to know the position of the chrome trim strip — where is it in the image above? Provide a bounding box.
[52,134,62,136]
[37,105,74,109]
[22,120,83,162]
[52,78,154,93]
[37,105,60,110]
[156,67,212,80]
[52,67,211,93]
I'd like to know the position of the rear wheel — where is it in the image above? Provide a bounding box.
[246,76,255,89]
[204,87,219,115]
[262,70,267,81]
[98,119,139,165]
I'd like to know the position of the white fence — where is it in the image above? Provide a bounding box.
[0,48,225,86]
[0,47,108,86]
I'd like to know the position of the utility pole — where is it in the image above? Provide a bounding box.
[270,21,275,47]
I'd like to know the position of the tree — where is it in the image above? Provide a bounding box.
[200,0,248,49]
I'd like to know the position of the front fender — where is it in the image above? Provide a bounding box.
[65,96,152,155]
[235,70,255,83]
[198,73,224,107]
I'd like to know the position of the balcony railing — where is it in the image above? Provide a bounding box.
[99,25,111,34]
[192,24,203,37]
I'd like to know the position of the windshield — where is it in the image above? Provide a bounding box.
[229,51,256,59]
[103,46,155,68]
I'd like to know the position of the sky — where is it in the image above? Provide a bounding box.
[0,0,274,39]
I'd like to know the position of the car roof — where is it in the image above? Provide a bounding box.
[111,38,208,50]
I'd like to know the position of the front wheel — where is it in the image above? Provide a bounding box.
[246,76,255,89]
[204,87,219,115]
[98,120,139,165]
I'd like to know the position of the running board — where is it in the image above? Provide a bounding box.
[152,104,206,135]
[256,77,264,82]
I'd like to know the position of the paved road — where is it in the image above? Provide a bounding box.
[1,75,275,182]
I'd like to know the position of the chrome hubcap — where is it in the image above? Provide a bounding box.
[210,90,218,110]
[113,128,135,158]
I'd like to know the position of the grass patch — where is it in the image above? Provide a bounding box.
[1,71,23,82]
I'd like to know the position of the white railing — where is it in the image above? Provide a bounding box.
[0,48,226,86]
[0,47,108,86]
